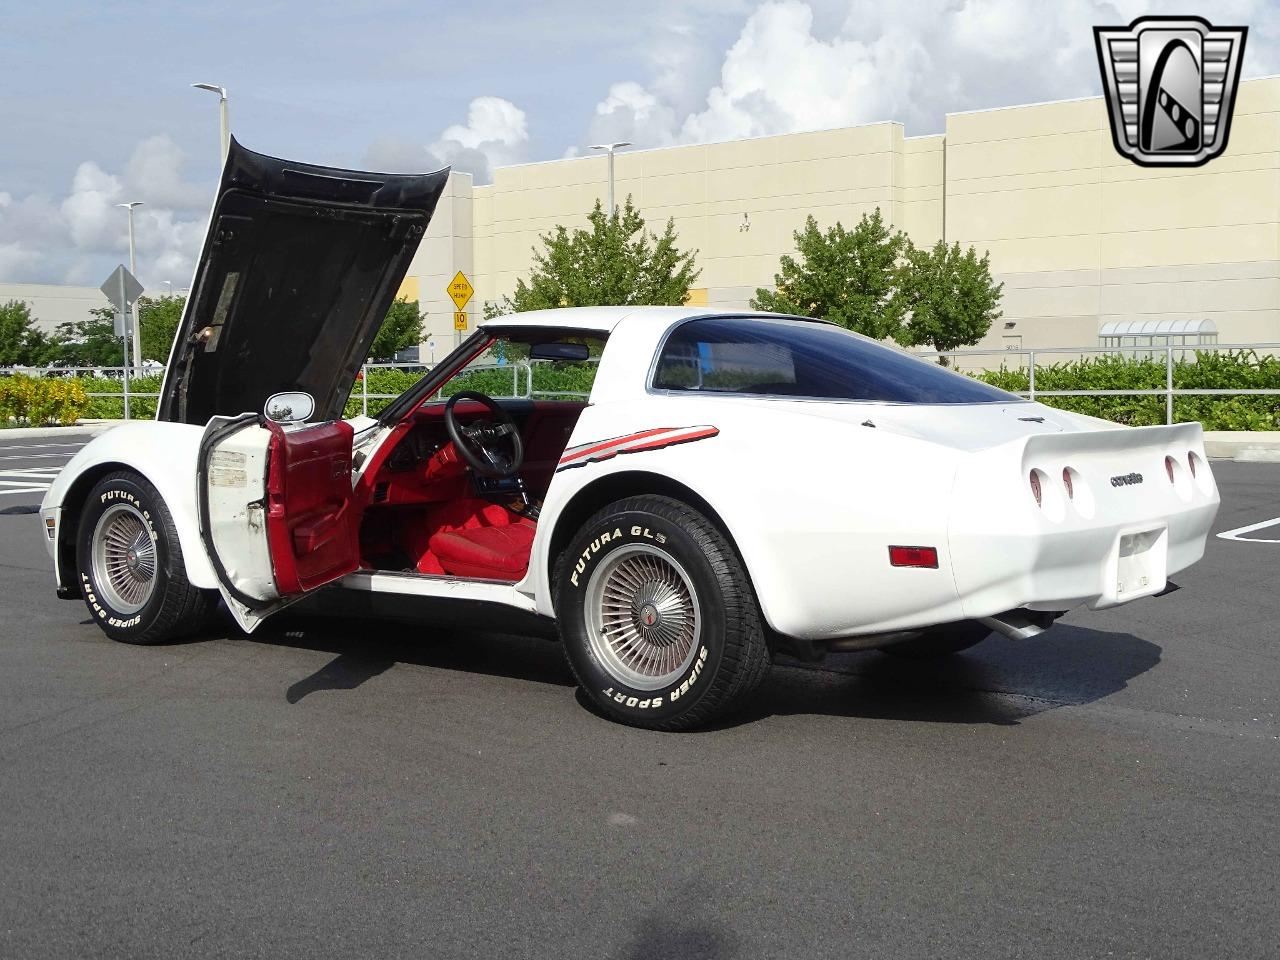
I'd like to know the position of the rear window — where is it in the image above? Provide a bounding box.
[651,317,1017,404]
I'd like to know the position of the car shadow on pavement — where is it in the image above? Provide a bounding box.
[718,624,1163,730]
[161,597,1161,727]
[249,605,575,703]
[284,653,396,703]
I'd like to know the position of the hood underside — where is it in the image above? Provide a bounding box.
[158,138,449,425]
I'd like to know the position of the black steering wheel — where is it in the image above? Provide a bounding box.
[444,391,524,478]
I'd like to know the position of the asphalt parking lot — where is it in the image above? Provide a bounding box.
[1,432,1277,959]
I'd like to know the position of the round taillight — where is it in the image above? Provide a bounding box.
[1030,470,1042,507]
[1165,455,1176,483]
[1187,452,1197,477]
[1062,467,1074,499]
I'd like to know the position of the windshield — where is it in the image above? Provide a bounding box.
[428,332,604,402]
[652,316,1017,404]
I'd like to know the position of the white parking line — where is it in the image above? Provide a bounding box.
[0,453,77,462]
[1216,516,1280,543]
[0,442,87,452]
[0,467,61,497]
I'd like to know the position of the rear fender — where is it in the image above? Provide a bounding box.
[535,402,968,640]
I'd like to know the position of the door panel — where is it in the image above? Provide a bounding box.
[200,415,361,632]
[263,419,359,592]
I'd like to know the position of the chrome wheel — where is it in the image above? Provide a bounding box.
[584,543,700,691]
[91,503,157,614]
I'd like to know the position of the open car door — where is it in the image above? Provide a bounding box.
[198,413,361,632]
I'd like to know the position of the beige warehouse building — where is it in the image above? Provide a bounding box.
[6,77,1279,362]
[406,75,1280,358]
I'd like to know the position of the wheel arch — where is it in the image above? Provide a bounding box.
[544,467,815,666]
[546,471,732,579]
[55,461,219,592]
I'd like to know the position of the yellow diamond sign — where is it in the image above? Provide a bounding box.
[447,271,474,311]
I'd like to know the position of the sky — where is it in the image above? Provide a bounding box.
[2,0,1278,293]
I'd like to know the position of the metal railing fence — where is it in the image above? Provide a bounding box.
[5,345,1278,426]
[1,358,599,421]
[915,340,1280,426]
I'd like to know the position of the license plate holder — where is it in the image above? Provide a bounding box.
[1111,527,1168,602]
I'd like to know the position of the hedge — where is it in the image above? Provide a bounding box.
[4,364,596,422]
[343,363,597,417]
[0,374,90,426]
[7,351,1278,430]
[973,350,1280,430]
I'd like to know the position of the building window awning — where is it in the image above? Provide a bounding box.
[1099,318,1219,358]
[1098,318,1218,338]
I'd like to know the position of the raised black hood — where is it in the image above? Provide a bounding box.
[158,138,449,425]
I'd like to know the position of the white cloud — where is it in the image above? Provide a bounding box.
[125,135,211,211]
[588,81,680,147]
[362,136,442,173]
[582,0,1280,149]
[431,96,529,182]
[0,134,208,289]
[363,96,530,184]
[0,242,40,279]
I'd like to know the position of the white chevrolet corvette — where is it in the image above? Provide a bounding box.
[41,141,1220,729]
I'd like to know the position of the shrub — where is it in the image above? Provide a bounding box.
[342,363,599,418]
[78,374,164,420]
[0,374,90,426]
[20,350,1272,431]
[973,350,1280,429]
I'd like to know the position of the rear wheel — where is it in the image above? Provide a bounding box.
[880,621,991,660]
[75,471,217,645]
[554,495,770,731]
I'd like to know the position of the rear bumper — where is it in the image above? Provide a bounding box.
[948,424,1220,617]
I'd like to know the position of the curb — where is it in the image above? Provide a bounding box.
[1203,431,1280,463]
[0,421,122,440]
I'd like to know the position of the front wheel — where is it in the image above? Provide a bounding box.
[554,495,771,731]
[75,470,217,644]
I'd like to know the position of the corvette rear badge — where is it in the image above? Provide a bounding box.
[1094,16,1247,167]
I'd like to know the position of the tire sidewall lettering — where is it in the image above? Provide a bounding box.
[561,511,724,720]
[79,480,163,636]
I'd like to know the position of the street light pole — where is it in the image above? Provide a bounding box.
[588,141,631,218]
[191,82,230,167]
[117,201,144,368]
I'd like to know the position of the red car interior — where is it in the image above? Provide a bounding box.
[348,398,588,582]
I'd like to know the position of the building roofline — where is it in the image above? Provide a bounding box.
[490,119,907,173]
[487,74,1280,177]
[944,71,1278,119]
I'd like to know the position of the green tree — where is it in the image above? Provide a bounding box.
[369,297,425,361]
[751,208,908,340]
[485,197,700,316]
[138,295,187,363]
[0,300,51,366]
[899,240,1004,364]
[49,309,123,367]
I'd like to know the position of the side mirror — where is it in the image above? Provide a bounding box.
[264,391,315,424]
